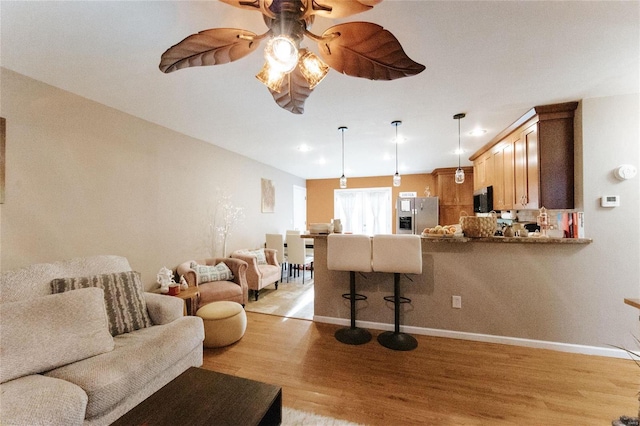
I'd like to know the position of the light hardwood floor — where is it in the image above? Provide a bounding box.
[203,313,638,425]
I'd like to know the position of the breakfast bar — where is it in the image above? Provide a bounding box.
[306,233,598,348]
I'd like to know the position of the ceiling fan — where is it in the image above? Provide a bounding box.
[159,0,425,114]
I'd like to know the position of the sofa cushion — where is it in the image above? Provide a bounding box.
[0,374,88,426]
[51,271,152,337]
[0,287,114,383]
[190,261,234,283]
[45,316,204,419]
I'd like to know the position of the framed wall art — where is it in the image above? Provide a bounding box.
[261,178,275,213]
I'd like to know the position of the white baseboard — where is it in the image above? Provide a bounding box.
[313,315,629,359]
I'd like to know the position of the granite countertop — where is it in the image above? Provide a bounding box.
[301,234,592,244]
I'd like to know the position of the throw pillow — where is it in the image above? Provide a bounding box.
[0,287,114,383]
[190,262,235,283]
[50,271,153,337]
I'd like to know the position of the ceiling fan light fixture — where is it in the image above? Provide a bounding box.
[255,61,286,92]
[264,35,299,73]
[299,49,329,89]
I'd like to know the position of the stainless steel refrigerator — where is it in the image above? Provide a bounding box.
[396,197,439,234]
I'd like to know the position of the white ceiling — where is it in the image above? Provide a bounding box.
[2,1,638,180]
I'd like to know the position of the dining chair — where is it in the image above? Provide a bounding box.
[266,233,286,282]
[286,233,313,284]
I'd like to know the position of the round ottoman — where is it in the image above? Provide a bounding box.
[196,301,247,348]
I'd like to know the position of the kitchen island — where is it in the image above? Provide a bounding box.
[303,233,614,354]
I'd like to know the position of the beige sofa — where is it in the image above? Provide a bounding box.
[0,255,205,426]
[231,248,280,301]
[176,257,249,308]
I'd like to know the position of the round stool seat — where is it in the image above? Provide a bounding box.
[196,301,247,348]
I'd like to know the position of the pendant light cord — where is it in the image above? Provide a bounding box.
[341,127,345,177]
[458,117,461,169]
[394,121,399,174]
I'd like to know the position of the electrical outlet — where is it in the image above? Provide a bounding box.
[452,295,462,309]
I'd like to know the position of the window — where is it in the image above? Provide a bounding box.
[334,187,392,235]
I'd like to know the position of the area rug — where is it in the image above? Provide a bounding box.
[282,407,362,425]
[245,279,314,320]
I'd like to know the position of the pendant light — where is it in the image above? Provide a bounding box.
[392,120,402,187]
[454,113,466,184]
[339,126,348,189]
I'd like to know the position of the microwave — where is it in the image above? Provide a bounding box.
[473,186,493,213]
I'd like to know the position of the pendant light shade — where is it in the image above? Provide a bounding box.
[339,126,348,189]
[392,120,402,187]
[454,113,466,184]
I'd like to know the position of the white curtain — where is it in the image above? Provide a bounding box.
[335,188,392,235]
[367,190,389,235]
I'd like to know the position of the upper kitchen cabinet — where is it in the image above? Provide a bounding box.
[433,167,474,225]
[470,102,578,210]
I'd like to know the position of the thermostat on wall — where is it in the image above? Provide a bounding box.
[601,195,620,207]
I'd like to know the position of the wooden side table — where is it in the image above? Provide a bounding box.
[165,286,200,316]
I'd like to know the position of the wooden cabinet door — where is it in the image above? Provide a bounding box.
[514,124,539,209]
[438,173,458,205]
[523,124,539,209]
[502,141,514,210]
[492,148,504,210]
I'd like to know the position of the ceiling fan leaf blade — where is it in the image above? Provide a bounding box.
[318,22,425,80]
[219,0,271,13]
[160,28,260,73]
[304,0,376,18]
[269,67,313,114]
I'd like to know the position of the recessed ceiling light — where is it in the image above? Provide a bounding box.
[297,144,311,152]
[317,157,326,165]
[454,148,464,155]
[468,129,487,137]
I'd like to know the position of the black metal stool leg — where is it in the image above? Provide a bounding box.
[377,272,418,351]
[335,271,372,345]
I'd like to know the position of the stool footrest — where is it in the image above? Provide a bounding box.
[342,293,367,302]
[383,295,411,304]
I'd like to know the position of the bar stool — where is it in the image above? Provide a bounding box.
[327,234,372,345]
[372,234,422,351]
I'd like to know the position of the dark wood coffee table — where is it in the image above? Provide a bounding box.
[112,367,282,426]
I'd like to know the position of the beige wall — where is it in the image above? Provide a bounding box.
[0,69,305,290]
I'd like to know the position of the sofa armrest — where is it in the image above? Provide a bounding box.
[176,260,198,287]
[264,248,279,267]
[144,292,183,324]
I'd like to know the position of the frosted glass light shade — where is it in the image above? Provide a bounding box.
[340,175,347,189]
[393,173,401,187]
[299,50,329,89]
[264,36,298,73]
[455,167,465,184]
[256,62,286,93]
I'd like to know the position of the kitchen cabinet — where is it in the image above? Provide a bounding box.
[432,167,474,225]
[469,102,577,210]
[491,138,515,210]
[473,151,493,190]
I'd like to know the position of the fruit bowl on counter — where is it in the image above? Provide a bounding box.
[421,225,462,238]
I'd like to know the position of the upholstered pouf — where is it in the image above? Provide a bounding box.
[196,301,247,348]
